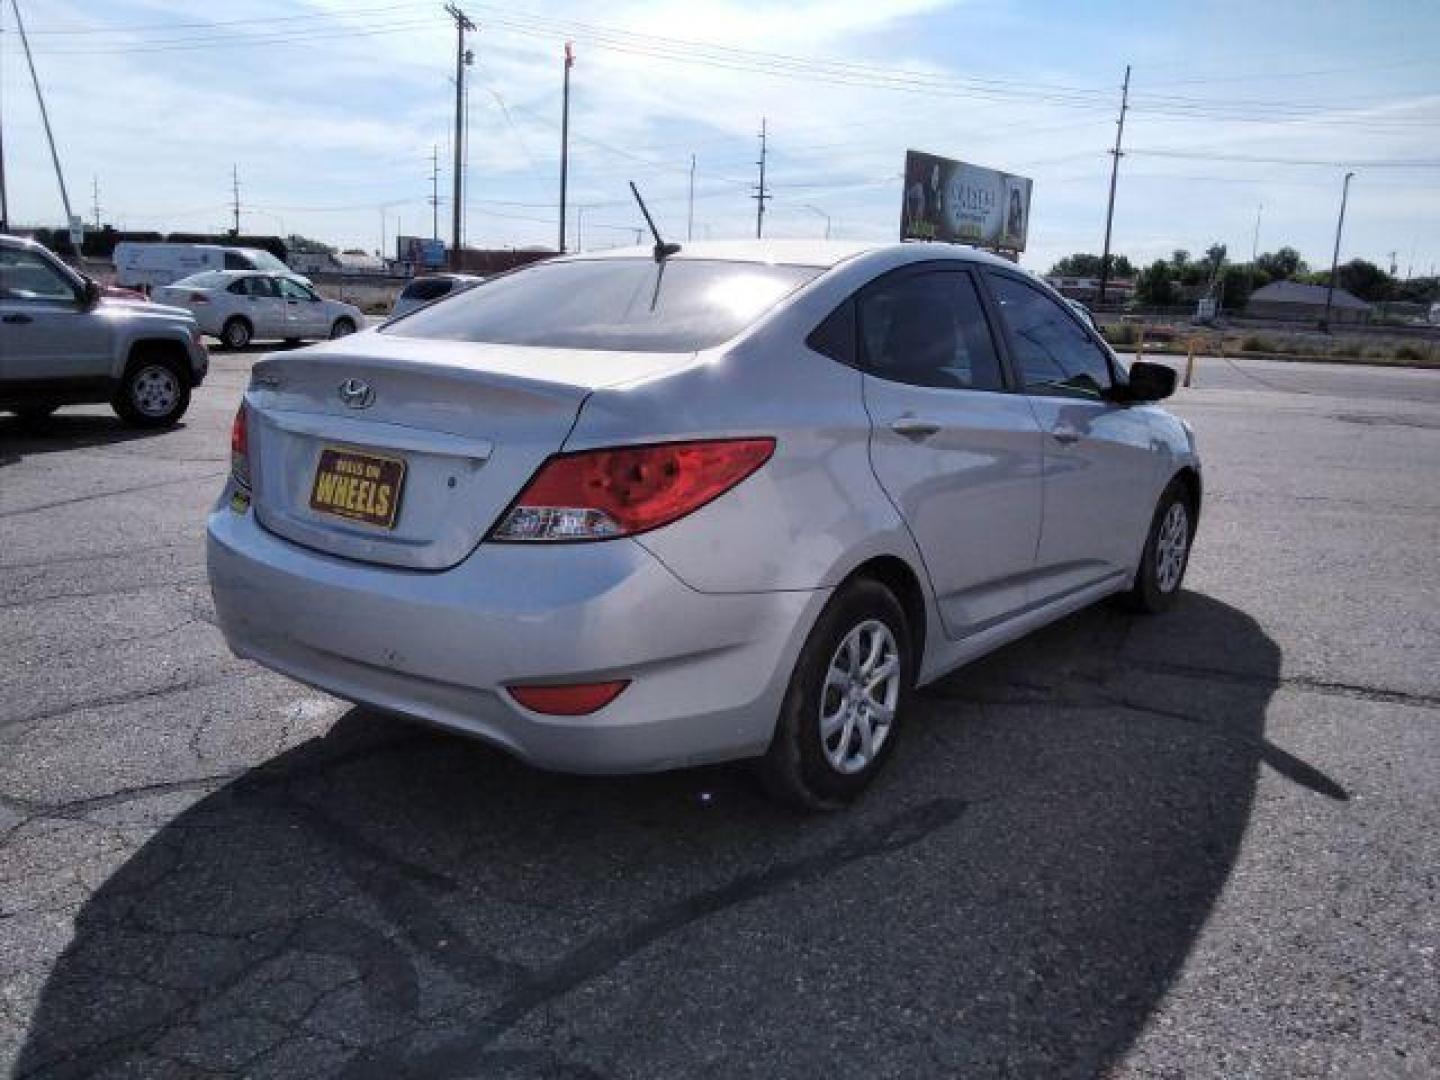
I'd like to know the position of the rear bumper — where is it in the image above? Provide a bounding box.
[206,496,827,773]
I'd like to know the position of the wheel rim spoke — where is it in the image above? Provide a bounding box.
[819,617,901,775]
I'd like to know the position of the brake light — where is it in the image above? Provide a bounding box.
[507,680,630,716]
[230,403,250,489]
[490,438,775,542]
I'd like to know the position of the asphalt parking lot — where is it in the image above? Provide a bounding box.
[2,348,1437,1078]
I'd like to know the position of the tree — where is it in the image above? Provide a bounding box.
[1048,253,1135,278]
[1337,258,1392,302]
[1221,267,1257,310]
[1136,259,1177,305]
[1255,246,1307,281]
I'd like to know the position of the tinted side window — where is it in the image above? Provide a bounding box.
[857,270,1004,392]
[0,250,77,302]
[402,279,454,302]
[277,278,317,301]
[987,274,1114,398]
[805,299,855,366]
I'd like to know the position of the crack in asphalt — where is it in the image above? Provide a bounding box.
[334,797,967,1079]
[0,470,225,520]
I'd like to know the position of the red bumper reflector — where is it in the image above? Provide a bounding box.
[507,680,629,716]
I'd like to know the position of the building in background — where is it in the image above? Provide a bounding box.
[1046,276,1135,304]
[1246,281,1372,324]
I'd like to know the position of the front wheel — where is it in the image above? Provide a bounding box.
[112,358,190,428]
[330,318,357,339]
[1125,481,1195,614]
[759,578,913,810]
[221,317,252,350]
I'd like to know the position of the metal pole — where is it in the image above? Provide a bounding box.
[445,5,474,269]
[1321,171,1354,332]
[1098,64,1130,305]
[754,118,768,239]
[558,42,573,253]
[231,164,241,235]
[431,144,439,242]
[1251,203,1262,264]
[687,154,695,241]
[12,0,73,225]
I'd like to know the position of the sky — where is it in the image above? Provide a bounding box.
[2,0,1438,278]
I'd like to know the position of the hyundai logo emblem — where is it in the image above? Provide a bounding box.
[338,378,375,409]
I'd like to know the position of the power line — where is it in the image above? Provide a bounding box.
[1128,149,1440,168]
[28,18,437,56]
[21,3,431,35]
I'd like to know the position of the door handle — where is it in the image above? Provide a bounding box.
[2,313,33,324]
[1052,426,1083,445]
[890,416,941,438]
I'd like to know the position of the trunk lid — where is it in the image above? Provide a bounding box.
[243,334,692,570]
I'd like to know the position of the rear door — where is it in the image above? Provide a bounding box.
[235,276,286,338]
[851,264,1045,639]
[983,270,1160,601]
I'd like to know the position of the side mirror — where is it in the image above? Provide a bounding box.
[1121,361,1177,402]
[81,278,103,310]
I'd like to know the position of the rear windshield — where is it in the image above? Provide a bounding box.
[174,271,231,289]
[400,278,455,302]
[382,258,823,352]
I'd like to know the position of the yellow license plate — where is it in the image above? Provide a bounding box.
[308,446,406,529]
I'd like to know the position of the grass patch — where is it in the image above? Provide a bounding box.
[1240,335,1276,353]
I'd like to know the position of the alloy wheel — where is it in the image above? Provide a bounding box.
[1155,501,1189,594]
[130,365,180,419]
[820,619,900,775]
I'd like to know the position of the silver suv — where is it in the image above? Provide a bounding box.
[0,235,209,426]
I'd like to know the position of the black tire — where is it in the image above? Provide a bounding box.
[330,318,357,339]
[12,404,58,423]
[112,356,190,428]
[1124,479,1195,614]
[283,337,302,347]
[221,317,252,350]
[759,578,914,810]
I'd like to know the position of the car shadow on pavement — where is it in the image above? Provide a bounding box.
[0,414,179,466]
[13,592,1344,1078]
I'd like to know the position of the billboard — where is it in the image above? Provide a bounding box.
[396,235,447,269]
[901,150,1033,252]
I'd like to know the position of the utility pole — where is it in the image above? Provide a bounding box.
[1321,171,1354,333]
[445,3,475,268]
[91,176,101,229]
[429,144,440,241]
[1098,64,1130,305]
[230,164,241,236]
[1251,202,1262,264]
[753,118,770,239]
[687,154,696,241]
[12,0,74,230]
[557,41,574,253]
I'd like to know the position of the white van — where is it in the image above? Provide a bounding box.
[114,243,308,290]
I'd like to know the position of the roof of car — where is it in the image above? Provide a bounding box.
[555,239,1022,271]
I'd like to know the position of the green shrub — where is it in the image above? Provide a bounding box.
[1104,323,1138,346]
[1394,344,1429,364]
[1331,343,1363,358]
[1241,335,1275,353]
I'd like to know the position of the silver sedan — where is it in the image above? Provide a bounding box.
[156,270,364,349]
[207,241,1200,808]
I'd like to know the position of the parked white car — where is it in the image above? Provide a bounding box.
[155,271,363,349]
[114,243,306,290]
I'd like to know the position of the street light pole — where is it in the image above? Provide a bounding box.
[1321,171,1355,333]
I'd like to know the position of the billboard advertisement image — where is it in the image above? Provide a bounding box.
[397,235,447,269]
[901,150,1033,252]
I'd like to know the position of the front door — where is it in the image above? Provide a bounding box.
[0,247,113,392]
[857,265,1046,639]
[276,277,326,338]
[984,271,1161,602]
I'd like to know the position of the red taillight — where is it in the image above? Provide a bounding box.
[230,403,250,488]
[189,291,210,303]
[490,438,775,542]
[507,680,629,715]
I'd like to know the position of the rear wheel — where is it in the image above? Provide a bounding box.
[330,317,357,339]
[1125,480,1194,613]
[759,578,912,810]
[112,356,190,428]
[221,317,252,350]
